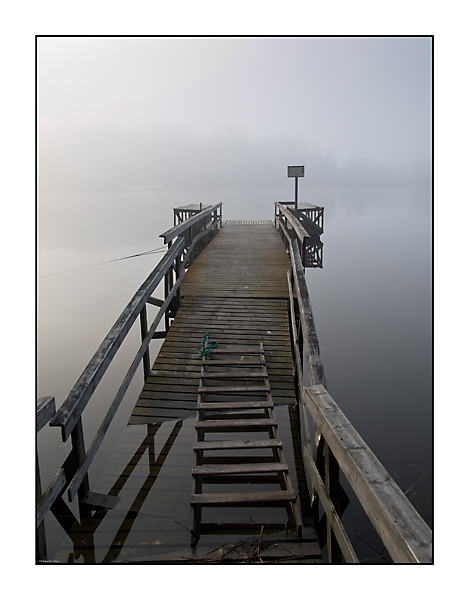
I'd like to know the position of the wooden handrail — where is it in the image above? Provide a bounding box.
[288,238,326,387]
[160,203,222,244]
[274,202,310,244]
[303,385,432,563]
[50,238,185,441]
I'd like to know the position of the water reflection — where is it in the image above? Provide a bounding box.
[51,421,183,563]
[303,234,323,268]
[47,406,342,563]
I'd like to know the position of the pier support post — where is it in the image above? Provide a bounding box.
[71,418,91,519]
[325,442,342,563]
[140,306,151,381]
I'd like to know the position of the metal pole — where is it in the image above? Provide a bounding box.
[295,177,298,215]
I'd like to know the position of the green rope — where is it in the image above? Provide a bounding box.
[198,330,218,358]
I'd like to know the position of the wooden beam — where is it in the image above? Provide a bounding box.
[37,396,56,433]
[147,296,165,307]
[37,468,67,527]
[289,239,326,388]
[160,203,222,244]
[274,202,310,243]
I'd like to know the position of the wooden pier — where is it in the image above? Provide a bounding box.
[130,221,296,426]
[37,201,433,564]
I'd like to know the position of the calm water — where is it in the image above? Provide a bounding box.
[37,183,432,562]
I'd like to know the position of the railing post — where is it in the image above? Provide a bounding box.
[164,241,173,332]
[175,251,181,313]
[36,450,47,561]
[140,305,151,380]
[325,441,342,563]
[70,417,91,518]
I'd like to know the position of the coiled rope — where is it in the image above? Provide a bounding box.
[198,330,218,359]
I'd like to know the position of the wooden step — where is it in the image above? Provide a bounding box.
[192,462,288,476]
[198,385,269,394]
[194,439,282,451]
[202,371,266,379]
[197,400,273,410]
[194,418,277,430]
[211,347,264,354]
[208,359,265,366]
[190,490,297,506]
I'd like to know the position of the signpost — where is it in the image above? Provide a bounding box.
[287,166,305,214]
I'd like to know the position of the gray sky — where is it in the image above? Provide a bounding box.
[38,36,432,189]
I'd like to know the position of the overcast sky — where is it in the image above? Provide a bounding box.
[38,35,432,190]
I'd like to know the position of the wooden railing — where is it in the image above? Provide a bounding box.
[277,209,432,563]
[36,203,222,560]
[275,201,325,268]
[275,202,310,267]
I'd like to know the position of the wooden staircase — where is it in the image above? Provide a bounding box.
[190,342,302,545]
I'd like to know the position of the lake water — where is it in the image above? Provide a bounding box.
[36,183,432,562]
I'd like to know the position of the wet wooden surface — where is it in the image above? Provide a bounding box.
[129,223,296,425]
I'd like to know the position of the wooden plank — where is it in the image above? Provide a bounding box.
[150,357,266,367]
[192,462,289,476]
[139,383,294,397]
[190,490,296,506]
[198,386,270,393]
[147,296,165,307]
[303,384,432,563]
[202,371,266,379]
[197,400,273,410]
[194,439,283,451]
[37,468,67,526]
[130,407,196,419]
[195,418,276,430]
[81,491,121,510]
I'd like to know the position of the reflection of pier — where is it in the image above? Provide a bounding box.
[37,198,432,563]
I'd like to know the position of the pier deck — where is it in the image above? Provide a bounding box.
[129,222,296,426]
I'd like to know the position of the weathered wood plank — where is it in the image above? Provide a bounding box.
[192,462,289,476]
[37,396,56,433]
[203,371,266,379]
[195,418,277,430]
[194,439,283,451]
[198,386,270,394]
[197,400,273,410]
[190,490,296,506]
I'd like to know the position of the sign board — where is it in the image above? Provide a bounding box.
[288,166,304,178]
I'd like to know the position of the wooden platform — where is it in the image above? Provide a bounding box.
[129,223,296,425]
